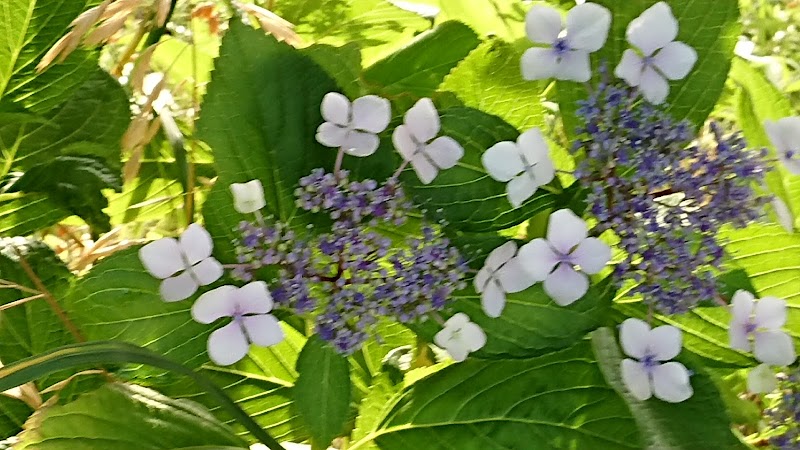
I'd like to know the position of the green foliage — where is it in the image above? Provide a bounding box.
[294,336,352,448]
[17,383,247,450]
[0,395,32,439]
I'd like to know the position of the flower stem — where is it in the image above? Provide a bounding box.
[333,147,345,178]
[391,159,410,180]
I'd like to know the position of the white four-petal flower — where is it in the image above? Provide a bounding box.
[393,98,464,184]
[139,224,224,302]
[482,128,555,208]
[434,313,486,362]
[764,117,800,174]
[747,363,778,394]
[316,92,391,157]
[517,209,611,306]
[619,318,694,403]
[230,180,266,214]
[192,281,285,366]
[474,242,535,318]
[729,290,796,366]
[614,2,697,105]
[521,3,611,82]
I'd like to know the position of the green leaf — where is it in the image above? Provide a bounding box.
[63,247,212,377]
[351,372,401,450]
[0,238,74,372]
[400,107,570,232]
[17,383,247,450]
[0,341,285,450]
[591,328,748,450]
[441,38,548,131]
[272,0,430,65]
[293,336,351,448]
[558,0,741,135]
[0,194,70,237]
[363,21,480,99]
[352,342,641,450]
[7,155,121,234]
[0,395,32,439]
[302,43,363,99]
[197,21,338,233]
[425,0,529,41]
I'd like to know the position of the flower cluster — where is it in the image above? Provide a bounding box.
[573,81,767,314]
[765,368,800,449]
[232,170,467,355]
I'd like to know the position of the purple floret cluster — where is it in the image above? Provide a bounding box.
[231,169,466,354]
[574,81,768,314]
[766,369,800,449]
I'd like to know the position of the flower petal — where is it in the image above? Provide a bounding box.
[518,128,555,185]
[139,237,183,279]
[747,363,777,394]
[321,92,350,126]
[230,180,266,214]
[565,2,611,52]
[342,130,380,157]
[653,41,697,80]
[772,197,794,232]
[754,296,788,330]
[543,263,589,306]
[392,125,417,161]
[461,322,487,352]
[316,122,348,147]
[474,267,490,294]
[547,209,588,254]
[179,223,214,266]
[242,314,284,347]
[639,65,670,105]
[497,256,535,294]
[208,322,250,366]
[570,237,610,274]
[555,50,591,82]
[190,257,224,286]
[731,290,755,323]
[482,141,524,182]
[160,271,198,302]
[525,5,562,45]
[235,281,274,314]
[444,339,470,362]
[481,280,506,318]
[621,359,652,401]
[405,98,440,143]
[507,174,538,208]
[521,47,559,81]
[192,285,237,323]
[754,330,796,366]
[620,318,651,359]
[411,152,438,184]
[648,325,682,361]
[484,241,517,271]
[352,95,391,133]
[425,136,464,170]
[615,49,644,87]
[652,361,693,403]
[626,2,678,57]
[446,312,470,328]
[517,238,559,281]
[729,323,751,352]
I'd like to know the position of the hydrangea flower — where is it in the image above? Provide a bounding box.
[434,313,486,362]
[139,224,223,302]
[316,92,391,157]
[748,363,778,394]
[230,180,266,214]
[517,209,611,306]
[482,128,555,208]
[615,2,697,105]
[474,242,534,318]
[393,98,464,184]
[764,117,800,174]
[191,281,284,366]
[772,197,795,233]
[619,318,693,403]
[729,290,796,366]
[521,2,611,82]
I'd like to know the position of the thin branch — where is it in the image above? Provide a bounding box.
[0,279,39,295]
[0,294,45,312]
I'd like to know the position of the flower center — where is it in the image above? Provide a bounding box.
[744,319,758,335]
[787,149,798,160]
[555,250,574,265]
[553,38,571,56]
[641,352,658,372]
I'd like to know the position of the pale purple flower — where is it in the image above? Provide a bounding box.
[474,242,534,318]
[764,117,800,174]
[316,93,391,157]
[729,290,796,366]
[434,313,486,362]
[482,128,555,208]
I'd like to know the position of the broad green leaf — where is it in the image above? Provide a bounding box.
[363,21,480,99]
[198,21,338,235]
[272,0,430,65]
[0,395,32,439]
[591,328,748,450]
[7,155,121,234]
[303,43,363,99]
[0,238,74,373]
[63,248,212,378]
[400,107,571,232]
[293,336,351,448]
[558,0,740,135]
[17,383,247,450]
[352,342,641,450]
[351,372,401,450]
[440,38,548,131]
[0,194,69,237]
[426,0,528,41]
